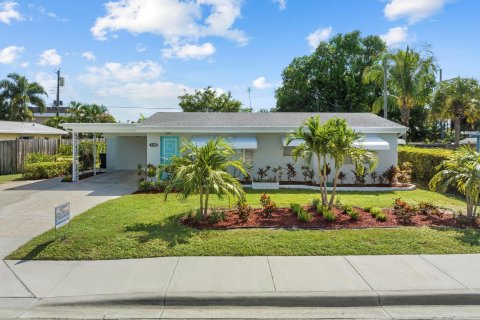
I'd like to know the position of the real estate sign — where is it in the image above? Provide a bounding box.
[55,202,70,229]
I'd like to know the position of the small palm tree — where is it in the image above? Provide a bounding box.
[431,77,480,146]
[286,115,331,205]
[328,118,377,205]
[163,137,246,218]
[429,146,480,221]
[0,73,47,121]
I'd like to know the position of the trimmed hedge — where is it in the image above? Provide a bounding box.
[398,146,452,183]
[23,161,71,180]
[25,153,57,164]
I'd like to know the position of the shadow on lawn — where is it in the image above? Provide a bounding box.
[14,240,55,260]
[124,215,196,248]
[433,226,480,246]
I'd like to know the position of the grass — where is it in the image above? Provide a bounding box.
[8,188,478,260]
[0,174,22,184]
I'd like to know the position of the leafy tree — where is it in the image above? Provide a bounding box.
[163,137,246,218]
[431,77,480,146]
[0,73,47,121]
[178,87,245,112]
[275,31,386,112]
[430,146,480,221]
[68,101,115,123]
[364,46,437,131]
[44,116,68,129]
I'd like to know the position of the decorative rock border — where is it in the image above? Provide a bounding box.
[244,183,416,192]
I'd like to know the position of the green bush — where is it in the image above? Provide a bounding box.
[323,210,336,222]
[297,208,313,223]
[25,153,57,164]
[311,197,321,208]
[398,146,452,183]
[290,203,301,214]
[23,161,71,179]
[346,208,359,220]
[370,207,387,222]
[58,141,106,172]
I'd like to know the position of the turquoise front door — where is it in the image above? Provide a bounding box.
[160,136,179,164]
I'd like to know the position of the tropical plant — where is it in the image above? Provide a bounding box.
[271,165,284,182]
[429,146,480,221]
[383,165,400,184]
[363,46,437,136]
[370,171,378,184]
[0,73,47,121]
[235,201,252,222]
[68,101,115,123]
[431,77,480,146]
[260,193,277,218]
[351,166,368,186]
[301,165,315,183]
[256,166,271,181]
[163,137,246,218]
[398,162,413,184]
[338,171,347,184]
[285,163,297,181]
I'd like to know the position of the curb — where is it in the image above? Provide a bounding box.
[35,290,480,308]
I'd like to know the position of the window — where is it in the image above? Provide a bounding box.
[234,149,254,163]
[283,146,295,157]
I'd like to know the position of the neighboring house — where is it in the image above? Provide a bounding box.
[62,112,406,183]
[29,106,70,124]
[0,120,67,141]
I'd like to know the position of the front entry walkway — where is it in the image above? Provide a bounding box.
[0,170,137,258]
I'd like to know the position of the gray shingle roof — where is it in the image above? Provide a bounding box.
[0,120,67,135]
[141,112,405,129]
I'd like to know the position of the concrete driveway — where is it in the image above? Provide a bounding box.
[0,170,137,258]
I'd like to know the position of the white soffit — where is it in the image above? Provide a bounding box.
[353,135,390,150]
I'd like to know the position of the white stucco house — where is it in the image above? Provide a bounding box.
[62,112,406,183]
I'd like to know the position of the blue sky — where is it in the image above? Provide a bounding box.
[0,0,478,121]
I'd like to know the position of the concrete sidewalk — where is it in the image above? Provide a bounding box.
[1,254,480,318]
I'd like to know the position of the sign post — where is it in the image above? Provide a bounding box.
[55,202,70,239]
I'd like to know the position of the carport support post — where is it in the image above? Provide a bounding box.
[92,135,96,176]
[72,132,79,182]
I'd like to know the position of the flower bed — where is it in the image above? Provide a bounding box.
[180,198,477,230]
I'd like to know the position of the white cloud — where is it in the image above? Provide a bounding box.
[384,0,447,23]
[81,51,96,61]
[273,0,286,10]
[306,26,332,50]
[34,72,57,94]
[38,49,62,66]
[20,61,29,67]
[90,0,248,57]
[78,60,163,86]
[381,26,409,46]
[96,81,191,100]
[136,43,147,53]
[252,76,272,90]
[0,45,24,64]
[0,1,22,24]
[162,42,215,60]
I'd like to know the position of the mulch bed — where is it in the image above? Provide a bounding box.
[181,206,479,230]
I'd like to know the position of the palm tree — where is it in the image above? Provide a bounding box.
[286,115,332,205]
[163,137,246,218]
[363,46,437,133]
[327,118,378,205]
[68,101,115,123]
[0,73,47,121]
[431,77,480,146]
[429,146,480,221]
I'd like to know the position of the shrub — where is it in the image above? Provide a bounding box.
[236,201,252,222]
[418,202,442,216]
[382,165,400,184]
[209,207,226,223]
[311,197,321,208]
[290,203,301,214]
[317,204,330,216]
[398,146,452,183]
[346,209,359,220]
[398,162,413,184]
[297,208,313,222]
[25,153,57,164]
[58,141,106,172]
[23,161,71,179]
[370,207,387,222]
[323,210,336,222]
[394,198,416,224]
[138,181,154,192]
[260,194,277,218]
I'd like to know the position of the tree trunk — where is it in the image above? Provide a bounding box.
[322,157,328,205]
[204,192,210,218]
[400,103,410,141]
[199,191,204,218]
[317,156,325,205]
[329,168,340,206]
[454,116,461,147]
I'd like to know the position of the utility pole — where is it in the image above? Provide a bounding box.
[383,57,388,119]
[247,87,252,110]
[55,69,61,117]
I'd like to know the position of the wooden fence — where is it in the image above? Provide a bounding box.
[0,138,105,175]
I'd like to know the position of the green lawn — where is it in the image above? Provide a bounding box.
[8,188,479,260]
[0,174,22,184]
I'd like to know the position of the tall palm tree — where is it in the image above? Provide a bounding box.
[68,101,115,123]
[363,46,437,133]
[430,146,480,221]
[431,77,480,146]
[163,137,246,218]
[0,73,47,121]
[286,116,332,205]
[327,118,378,205]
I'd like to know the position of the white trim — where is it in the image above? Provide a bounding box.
[243,184,417,192]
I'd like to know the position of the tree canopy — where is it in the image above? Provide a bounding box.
[275,31,386,112]
[178,87,246,112]
[0,73,47,121]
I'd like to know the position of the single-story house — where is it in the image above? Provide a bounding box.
[0,120,67,141]
[62,112,406,183]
